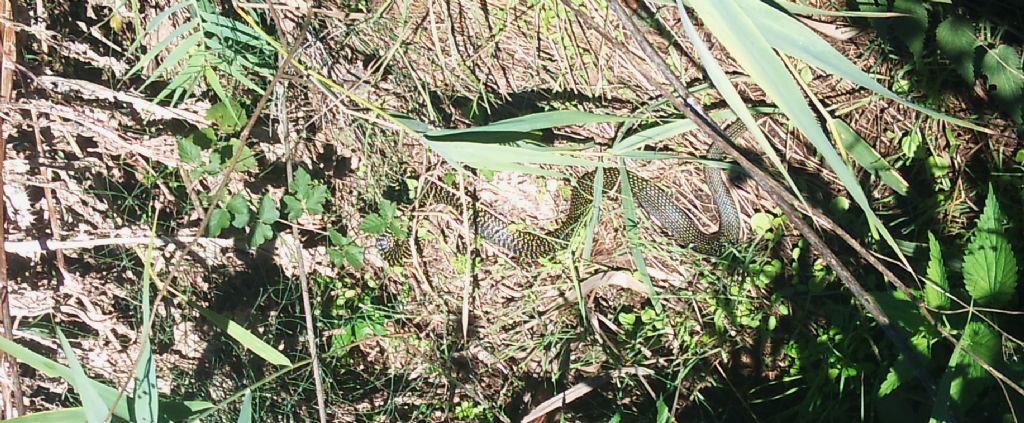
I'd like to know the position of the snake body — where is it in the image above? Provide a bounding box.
[382,138,740,263]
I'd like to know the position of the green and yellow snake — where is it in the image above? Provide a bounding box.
[378,128,741,263]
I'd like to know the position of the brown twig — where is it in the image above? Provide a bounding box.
[0,0,23,416]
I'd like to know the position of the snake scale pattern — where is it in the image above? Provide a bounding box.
[380,124,743,263]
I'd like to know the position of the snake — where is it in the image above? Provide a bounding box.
[378,125,742,263]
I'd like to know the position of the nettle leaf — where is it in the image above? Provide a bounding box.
[938,321,1001,417]
[925,232,951,309]
[936,15,978,83]
[963,186,1018,306]
[980,44,1024,122]
[207,208,231,237]
[379,199,398,222]
[226,193,250,228]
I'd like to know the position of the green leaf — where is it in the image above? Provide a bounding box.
[750,212,773,237]
[282,195,303,221]
[862,0,928,63]
[424,110,631,137]
[933,321,1000,420]
[236,389,253,423]
[925,232,951,309]
[256,194,279,224]
[834,120,908,195]
[177,137,202,165]
[359,214,386,235]
[963,186,1017,306]
[0,336,214,420]
[208,208,231,237]
[56,327,107,423]
[745,0,985,131]
[425,140,605,177]
[693,0,911,266]
[249,222,274,248]
[305,185,327,215]
[134,248,158,423]
[128,18,201,78]
[379,199,398,222]
[226,194,251,228]
[980,45,1024,122]
[228,139,258,172]
[4,408,87,422]
[193,305,292,366]
[206,100,247,133]
[289,168,312,197]
[936,15,978,83]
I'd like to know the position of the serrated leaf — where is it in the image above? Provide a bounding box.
[327,228,346,246]
[306,185,327,215]
[359,215,386,235]
[379,199,398,222]
[177,137,202,165]
[256,194,279,224]
[229,139,258,172]
[282,195,303,221]
[289,168,312,196]
[980,45,1024,122]
[936,15,978,83]
[925,232,950,309]
[249,222,274,248]
[963,186,1017,306]
[208,208,231,237]
[226,194,250,228]
[56,327,107,423]
[933,321,1000,420]
[863,0,928,63]
[834,120,908,195]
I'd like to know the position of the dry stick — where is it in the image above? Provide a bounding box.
[574,0,934,392]
[30,110,67,276]
[267,3,327,420]
[104,12,316,421]
[0,0,23,416]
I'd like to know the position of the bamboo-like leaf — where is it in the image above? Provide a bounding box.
[925,232,950,309]
[612,108,746,154]
[652,0,905,17]
[742,0,986,132]
[236,389,253,423]
[134,239,159,423]
[617,163,662,314]
[425,110,631,137]
[141,30,204,87]
[55,327,108,423]
[127,18,201,77]
[426,140,607,177]
[675,2,802,202]
[193,304,292,366]
[691,0,910,266]
[0,336,214,420]
[128,0,193,54]
[200,12,275,50]
[833,120,908,195]
[3,408,87,422]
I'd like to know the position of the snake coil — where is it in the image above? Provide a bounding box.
[378,132,741,263]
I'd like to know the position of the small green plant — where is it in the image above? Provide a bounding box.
[327,228,364,270]
[359,199,408,242]
[126,0,275,105]
[877,185,1019,420]
[283,168,328,221]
